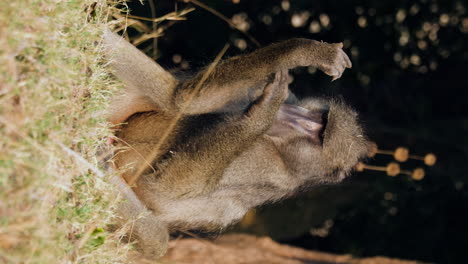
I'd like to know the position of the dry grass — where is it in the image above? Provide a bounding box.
[0,0,200,262]
[0,0,131,263]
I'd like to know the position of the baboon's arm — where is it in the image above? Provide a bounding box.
[104,30,350,122]
[175,39,351,115]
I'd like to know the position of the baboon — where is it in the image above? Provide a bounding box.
[103,30,370,258]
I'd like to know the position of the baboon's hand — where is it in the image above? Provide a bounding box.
[314,42,352,81]
[290,39,352,81]
[244,70,289,131]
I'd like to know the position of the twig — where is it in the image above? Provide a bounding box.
[182,0,261,47]
[148,0,158,59]
[58,142,105,178]
[125,8,194,23]
[114,137,157,174]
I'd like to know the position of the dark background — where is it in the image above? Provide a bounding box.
[123,0,468,263]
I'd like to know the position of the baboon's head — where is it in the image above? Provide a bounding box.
[267,98,371,185]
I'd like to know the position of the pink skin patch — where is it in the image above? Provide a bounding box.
[267,104,326,145]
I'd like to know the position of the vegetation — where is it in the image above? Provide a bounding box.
[0,1,128,263]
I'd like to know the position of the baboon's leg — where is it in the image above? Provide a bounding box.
[110,176,169,259]
[103,29,178,115]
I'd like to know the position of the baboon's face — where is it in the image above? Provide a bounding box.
[267,99,370,184]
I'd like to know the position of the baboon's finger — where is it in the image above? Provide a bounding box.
[341,50,352,68]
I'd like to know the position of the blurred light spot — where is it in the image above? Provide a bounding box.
[429,61,438,70]
[396,9,406,23]
[368,8,376,16]
[310,219,333,237]
[451,16,460,25]
[455,2,466,14]
[393,52,402,62]
[319,14,330,27]
[422,22,432,32]
[384,192,394,200]
[388,207,398,215]
[310,228,327,237]
[291,11,310,27]
[343,39,351,48]
[358,73,370,85]
[307,66,317,74]
[272,6,281,15]
[351,47,359,57]
[418,65,428,73]
[429,31,438,41]
[261,14,272,25]
[399,31,410,46]
[234,38,247,50]
[309,21,321,33]
[416,30,426,39]
[324,219,333,228]
[410,54,421,65]
[232,13,250,31]
[232,0,240,3]
[181,61,189,69]
[461,18,468,33]
[410,4,420,15]
[357,16,367,28]
[430,4,439,13]
[439,14,450,26]
[355,6,364,15]
[439,49,450,58]
[400,58,409,68]
[455,181,464,190]
[172,54,182,64]
[417,40,428,50]
[281,0,290,11]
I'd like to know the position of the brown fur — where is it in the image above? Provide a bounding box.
[103,30,370,259]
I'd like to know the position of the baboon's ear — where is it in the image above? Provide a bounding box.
[102,29,179,114]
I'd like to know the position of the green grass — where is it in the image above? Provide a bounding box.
[0,0,131,263]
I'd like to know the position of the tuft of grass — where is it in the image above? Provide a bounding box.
[0,0,131,263]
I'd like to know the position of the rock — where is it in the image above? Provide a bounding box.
[160,234,424,264]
